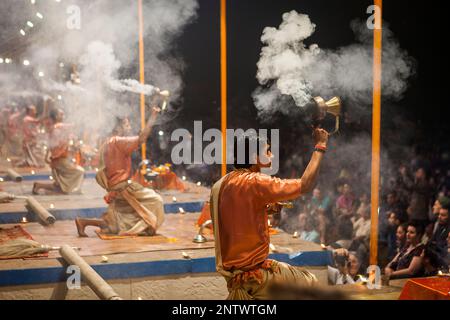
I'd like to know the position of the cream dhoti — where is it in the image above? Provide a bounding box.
[95,135,166,236]
[51,157,84,193]
[20,142,46,167]
[223,259,317,300]
[101,181,165,235]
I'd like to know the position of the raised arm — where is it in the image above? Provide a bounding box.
[299,128,329,194]
[138,106,161,145]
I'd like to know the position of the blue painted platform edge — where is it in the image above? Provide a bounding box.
[0,251,332,287]
[0,172,96,181]
[0,202,205,224]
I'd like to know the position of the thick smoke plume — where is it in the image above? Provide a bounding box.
[253,10,415,119]
[0,0,198,134]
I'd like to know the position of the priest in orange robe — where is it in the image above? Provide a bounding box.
[18,105,46,167]
[210,128,329,299]
[32,109,85,194]
[75,107,165,237]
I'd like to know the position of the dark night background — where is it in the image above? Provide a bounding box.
[2,0,446,182]
[150,0,448,183]
[0,1,448,302]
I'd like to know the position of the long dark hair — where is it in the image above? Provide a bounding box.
[49,108,63,122]
[112,116,128,136]
[233,134,268,169]
[407,221,425,242]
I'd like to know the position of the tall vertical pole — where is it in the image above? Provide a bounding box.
[370,0,383,266]
[220,0,228,177]
[138,0,147,161]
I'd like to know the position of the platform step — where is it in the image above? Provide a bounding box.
[0,172,97,182]
[0,201,205,224]
[0,251,333,287]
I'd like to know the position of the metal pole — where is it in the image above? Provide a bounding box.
[220,0,227,177]
[138,0,147,162]
[370,0,383,266]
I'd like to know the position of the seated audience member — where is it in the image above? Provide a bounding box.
[278,206,299,235]
[421,243,449,276]
[308,187,331,214]
[430,200,450,259]
[405,168,431,226]
[384,222,425,279]
[335,183,355,218]
[298,213,320,244]
[349,205,371,256]
[353,205,371,240]
[315,210,328,245]
[395,223,408,254]
[356,192,370,218]
[382,191,405,221]
[328,250,364,285]
[348,251,365,279]
[332,215,354,249]
[392,164,411,207]
[385,212,408,261]
[430,196,448,223]
[307,187,332,243]
[379,191,406,255]
[425,196,449,240]
[447,231,450,267]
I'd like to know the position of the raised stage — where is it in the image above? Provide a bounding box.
[0,169,208,224]
[0,167,334,300]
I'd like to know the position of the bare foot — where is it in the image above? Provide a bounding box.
[32,183,39,195]
[75,218,88,237]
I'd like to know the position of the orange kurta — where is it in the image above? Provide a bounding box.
[197,201,212,227]
[217,169,302,272]
[22,115,39,144]
[104,136,139,187]
[7,112,22,136]
[49,123,71,164]
[47,123,84,193]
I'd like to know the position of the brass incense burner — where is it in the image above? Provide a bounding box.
[312,96,342,135]
[193,220,212,243]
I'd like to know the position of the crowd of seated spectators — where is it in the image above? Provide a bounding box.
[278,156,450,283]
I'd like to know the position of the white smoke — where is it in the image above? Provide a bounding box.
[43,42,157,96]
[0,0,198,134]
[253,10,415,118]
[110,79,158,96]
[77,41,157,96]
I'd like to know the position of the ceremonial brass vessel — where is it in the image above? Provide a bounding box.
[313,96,342,134]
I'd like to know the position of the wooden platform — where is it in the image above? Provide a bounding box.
[0,163,353,299]
[0,169,332,292]
[0,161,96,181]
[0,211,332,290]
[0,178,210,224]
[2,213,216,259]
